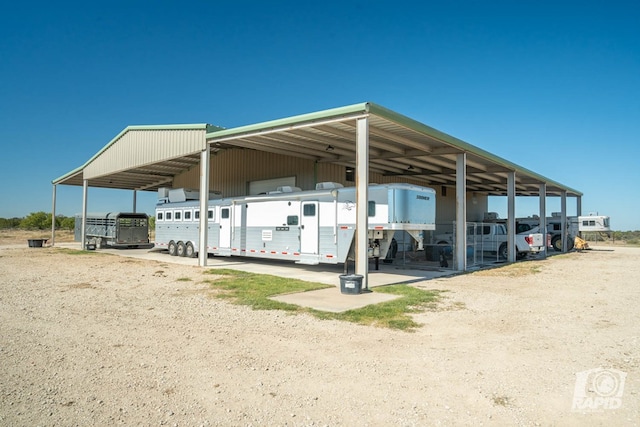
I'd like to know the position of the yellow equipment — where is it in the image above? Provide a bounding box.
[574,236,590,251]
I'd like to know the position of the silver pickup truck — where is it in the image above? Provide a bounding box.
[435,223,545,260]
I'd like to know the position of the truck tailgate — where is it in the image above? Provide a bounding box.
[525,233,544,251]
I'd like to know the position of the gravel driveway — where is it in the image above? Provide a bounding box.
[1,245,638,426]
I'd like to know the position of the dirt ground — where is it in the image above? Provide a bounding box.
[0,240,638,426]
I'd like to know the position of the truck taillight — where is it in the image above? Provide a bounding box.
[525,236,533,245]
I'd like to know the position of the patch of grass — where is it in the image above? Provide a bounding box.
[176,277,192,282]
[56,248,106,256]
[203,269,329,311]
[202,269,442,331]
[473,261,543,277]
[492,395,511,406]
[313,285,442,331]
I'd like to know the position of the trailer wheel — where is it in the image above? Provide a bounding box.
[184,242,196,258]
[552,236,575,251]
[177,241,186,257]
[168,240,178,256]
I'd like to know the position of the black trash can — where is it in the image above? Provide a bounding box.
[339,274,363,295]
[27,239,45,248]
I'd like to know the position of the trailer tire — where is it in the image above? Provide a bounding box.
[168,240,178,256]
[185,242,196,258]
[177,241,186,257]
[552,236,574,252]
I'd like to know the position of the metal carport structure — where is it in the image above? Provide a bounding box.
[53,102,582,287]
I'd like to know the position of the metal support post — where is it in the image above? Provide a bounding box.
[51,184,57,246]
[561,190,568,252]
[198,147,211,267]
[507,172,516,262]
[355,116,370,290]
[81,179,88,251]
[539,183,547,258]
[455,153,467,271]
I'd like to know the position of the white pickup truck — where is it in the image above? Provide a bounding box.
[435,223,545,260]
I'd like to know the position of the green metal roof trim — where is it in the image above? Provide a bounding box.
[52,123,215,184]
[205,102,371,139]
[207,102,581,196]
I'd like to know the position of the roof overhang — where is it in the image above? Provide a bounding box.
[52,102,581,198]
[53,124,219,191]
[206,102,582,197]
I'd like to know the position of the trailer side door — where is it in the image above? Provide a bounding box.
[219,207,232,250]
[300,202,319,255]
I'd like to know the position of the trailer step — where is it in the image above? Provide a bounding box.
[295,259,320,265]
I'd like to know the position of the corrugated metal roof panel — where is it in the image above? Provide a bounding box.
[53,103,581,198]
[206,102,581,197]
[53,124,210,191]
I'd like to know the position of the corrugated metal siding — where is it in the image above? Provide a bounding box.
[172,147,448,198]
[84,129,206,179]
[174,149,319,195]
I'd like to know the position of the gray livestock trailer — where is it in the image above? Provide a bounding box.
[75,212,150,248]
[155,183,436,264]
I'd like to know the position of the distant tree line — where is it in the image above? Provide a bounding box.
[0,212,76,230]
[0,212,156,231]
[611,230,640,245]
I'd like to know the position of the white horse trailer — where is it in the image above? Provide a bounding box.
[155,183,436,265]
[578,215,611,232]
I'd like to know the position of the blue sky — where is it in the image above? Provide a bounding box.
[1,1,638,230]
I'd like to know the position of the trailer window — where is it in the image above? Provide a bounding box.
[287,215,299,225]
[368,201,375,217]
[221,208,229,219]
[208,209,214,219]
[175,211,182,221]
[303,204,316,216]
[184,210,191,220]
[194,210,199,220]
[157,212,163,221]
[165,211,172,221]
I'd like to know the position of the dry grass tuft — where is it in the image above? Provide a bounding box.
[473,262,543,277]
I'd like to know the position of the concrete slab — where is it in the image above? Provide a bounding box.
[271,287,400,313]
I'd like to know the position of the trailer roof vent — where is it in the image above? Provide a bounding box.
[316,182,344,190]
[484,212,499,220]
[276,186,302,193]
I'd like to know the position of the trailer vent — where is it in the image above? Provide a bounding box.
[315,182,344,190]
[276,186,302,193]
